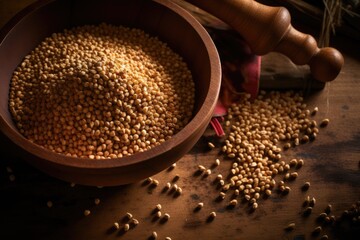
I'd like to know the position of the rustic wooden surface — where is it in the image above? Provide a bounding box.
[1,1,359,240]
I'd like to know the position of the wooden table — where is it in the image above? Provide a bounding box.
[1,1,359,239]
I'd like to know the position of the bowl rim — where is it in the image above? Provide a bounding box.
[0,0,221,169]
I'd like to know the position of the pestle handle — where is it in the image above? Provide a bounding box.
[185,0,344,82]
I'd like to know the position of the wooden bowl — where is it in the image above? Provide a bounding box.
[0,0,221,186]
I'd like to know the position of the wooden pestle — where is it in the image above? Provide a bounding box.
[185,0,344,82]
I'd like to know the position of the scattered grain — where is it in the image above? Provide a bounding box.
[113,222,120,230]
[198,165,206,172]
[126,212,133,219]
[284,222,295,231]
[229,199,238,206]
[9,174,15,181]
[208,142,215,149]
[208,212,216,220]
[151,179,159,187]
[156,204,162,211]
[302,182,310,191]
[204,169,211,177]
[312,226,322,235]
[94,198,100,205]
[325,204,332,214]
[196,202,204,210]
[131,218,139,225]
[47,201,53,208]
[320,235,329,240]
[311,107,319,115]
[163,213,170,221]
[123,223,130,232]
[151,231,158,239]
[320,118,330,127]
[309,197,316,207]
[84,209,91,216]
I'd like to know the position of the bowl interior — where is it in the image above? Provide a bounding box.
[0,0,220,173]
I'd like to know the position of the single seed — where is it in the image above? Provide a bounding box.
[229,199,238,206]
[198,165,206,172]
[126,212,133,219]
[302,182,310,191]
[204,169,211,176]
[208,142,215,149]
[172,174,180,182]
[214,158,220,166]
[282,186,291,195]
[176,187,182,195]
[252,202,258,210]
[9,174,15,181]
[234,189,240,196]
[228,153,236,158]
[320,235,329,240]
[296,159,304,169]
[156,204,162,211]
[131,218,139,225]
[151,231,158,239]
[123,223,130,232]
[318,212,328,220]
[163,213,170,221]
[301,135,309,143]
[284,223,295,231]
[113,222,120,230]
[47,201,53,208]
[165,237,172,240]
[289,159,297,167]
[265,189,272,196]
[290,172,298,180]
[151,179,159,186]
[216,174,223,180]
[304,207,313,216]
[196,202,204,210]
[309,197,316,207]
[144,177,153,184]
[320,118,330,127]
[156,211,162,218]
[168,163,176,170]
[84,209,91,216]
[311,107,319,115]
[219,179,225,186]
[284,173,290,180]
[325,204,332,214]
[219,192,226,199]
[164,182,171,191]
[209,212,216,219]
[70,182,76,187]
[283,142,291,150]
[312,226,322,235]
[303,196,310,207]
[222,184,230,191]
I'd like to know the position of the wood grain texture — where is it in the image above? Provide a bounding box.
[0,0,359,240]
